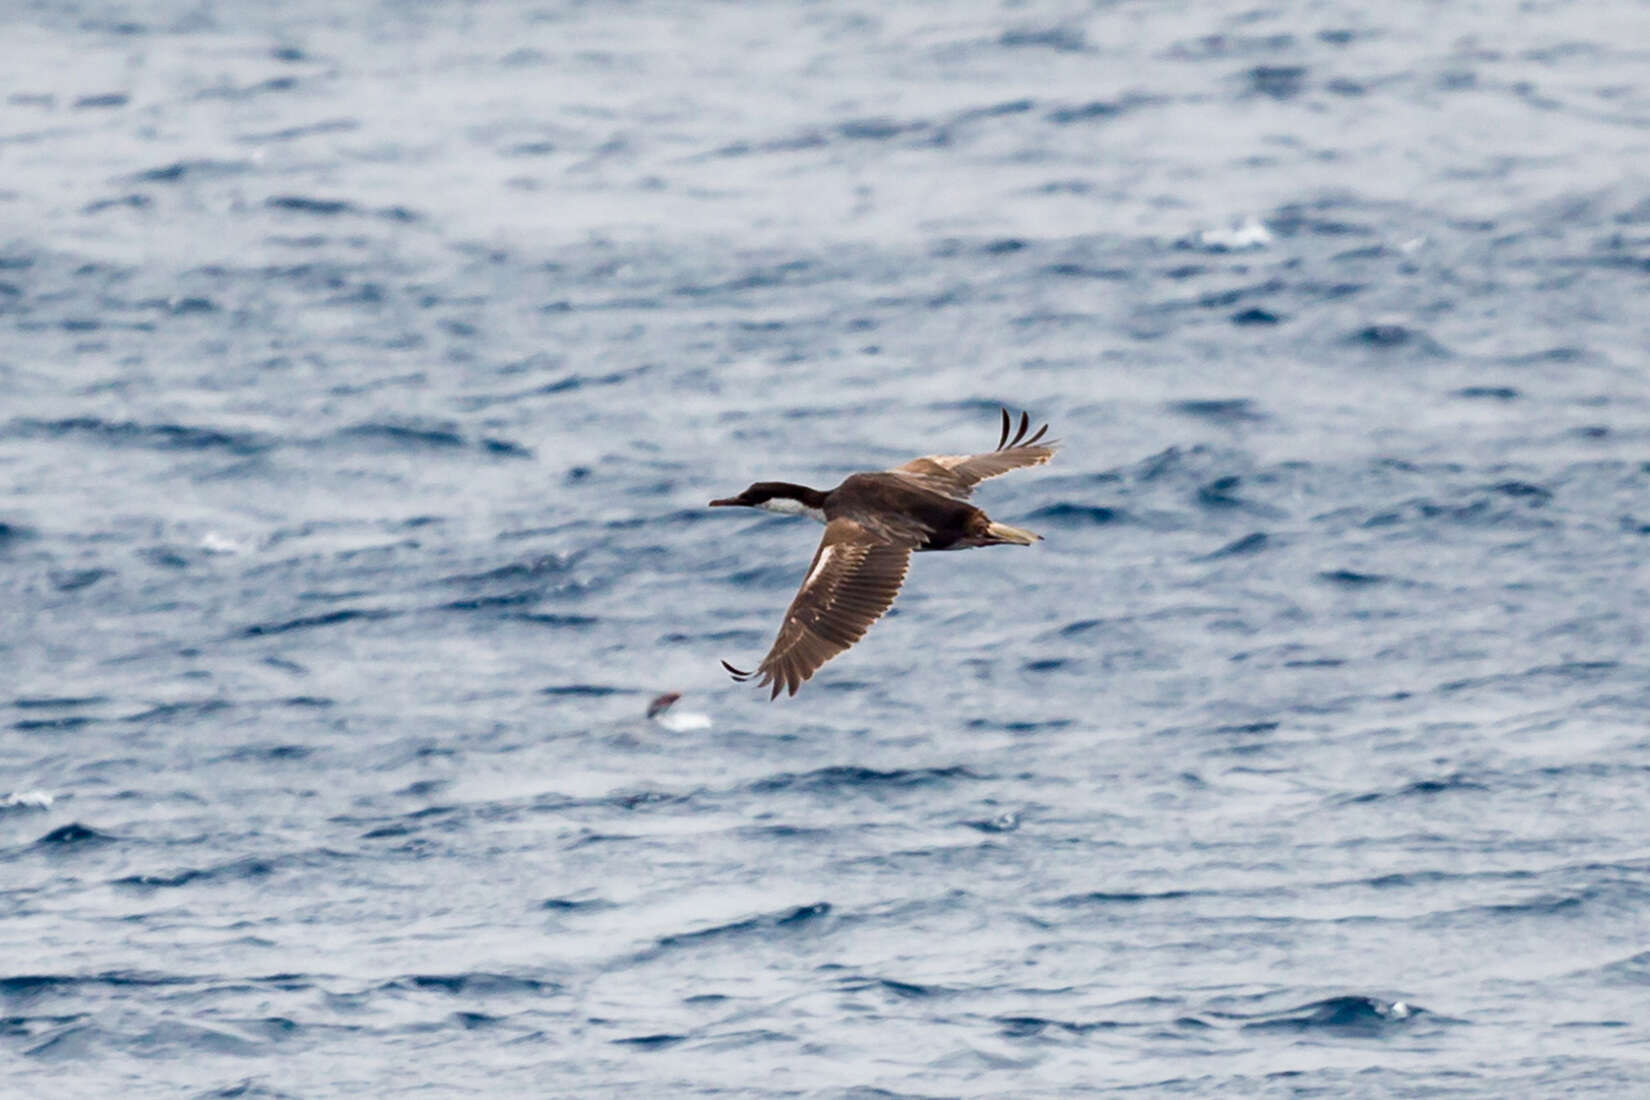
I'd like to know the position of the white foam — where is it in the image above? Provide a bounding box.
[200,531,247,554]
[655,711,712,732]
[2,789,55,810]
[1196,215,1272,252]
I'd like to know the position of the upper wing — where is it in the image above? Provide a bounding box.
[723,518,914,699]
[889,408,1058,499]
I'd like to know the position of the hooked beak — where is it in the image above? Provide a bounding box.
[708,497,741,507]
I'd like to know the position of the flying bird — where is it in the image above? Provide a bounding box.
[710,408,1057,698]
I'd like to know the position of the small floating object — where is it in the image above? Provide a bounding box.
[646,692,711,732]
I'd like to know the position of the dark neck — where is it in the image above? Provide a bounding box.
[767,483,829,510]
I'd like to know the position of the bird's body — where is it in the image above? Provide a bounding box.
[710,409,1057,698]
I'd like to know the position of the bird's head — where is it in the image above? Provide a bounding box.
[709,482,789,509]
[709,481,827,518]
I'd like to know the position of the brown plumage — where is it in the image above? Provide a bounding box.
[711,407,1058,699]
[889,408,1055,499]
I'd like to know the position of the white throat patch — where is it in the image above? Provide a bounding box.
[758,498,827,523]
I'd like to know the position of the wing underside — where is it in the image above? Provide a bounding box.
[723,518,914,699]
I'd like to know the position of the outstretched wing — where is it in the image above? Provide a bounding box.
[723,518,915,699]
[890,408,1058,499]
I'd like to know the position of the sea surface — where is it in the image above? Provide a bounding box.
[4,1,1650,1095]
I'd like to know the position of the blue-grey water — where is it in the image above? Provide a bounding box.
[4,1,1650,1095]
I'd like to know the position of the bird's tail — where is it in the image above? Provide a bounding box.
[985,521,1042,546]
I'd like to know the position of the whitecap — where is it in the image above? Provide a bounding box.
[1196,215,1272,251]
[2,789,55,810]
[655,710,712,732]
[200,531,247,554]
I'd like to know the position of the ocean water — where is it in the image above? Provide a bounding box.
[4,0,1650,1095]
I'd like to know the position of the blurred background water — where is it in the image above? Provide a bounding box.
[4,0,1650,1095]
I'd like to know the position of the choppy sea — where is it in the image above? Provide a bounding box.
[5,1,1650,1095]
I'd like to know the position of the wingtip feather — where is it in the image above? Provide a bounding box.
[994,408,1053,452]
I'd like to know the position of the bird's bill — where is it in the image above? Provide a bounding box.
[708,496,742,507]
